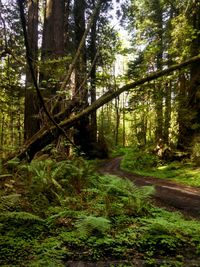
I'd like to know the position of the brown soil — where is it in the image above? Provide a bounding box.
[99,157,200,219]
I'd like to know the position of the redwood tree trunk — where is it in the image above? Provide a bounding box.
[177,74,189,149]
[40,0,65,103]
[153,0,164,144]
[163,81,172,145]
[73,0,91,156]
[24,0,39,140]
[177,2,200,149]
[89,0,100,144]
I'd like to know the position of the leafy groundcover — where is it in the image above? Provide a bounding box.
[1,157,200,266]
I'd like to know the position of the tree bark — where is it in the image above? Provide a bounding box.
[40,0,65,106]
[187,2,200,145]
[163,81,172,145]
[24,0,39,140]
[73,0,92,155]
[89,0,100,144]
[153,0,164,143]
[41,0,64,60]
[177,2,200,149]
[177,74,189,149]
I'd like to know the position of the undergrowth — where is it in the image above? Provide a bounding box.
[0,155,200,266]
[121,147,200,188]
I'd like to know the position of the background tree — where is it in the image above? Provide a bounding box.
[0,0,25,156]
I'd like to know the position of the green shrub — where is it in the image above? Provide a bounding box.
[0,236,33,265]
[137,209,200,256]
[32,237,66,267]
[192,137,200,166]
[121,149,158,171]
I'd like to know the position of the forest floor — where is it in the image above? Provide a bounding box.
[99,157,200,219]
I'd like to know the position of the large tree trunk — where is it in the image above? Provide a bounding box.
[177,74,190,149]
[163,81,172,145]
[14,55,200,161]
[73,0,92,155]
[177,2,200,149]
[24,0,39,140]
[89,0,100,144]
[187,2,200,145]
[153,0,164,144]
[40,0,65,109]
[41,0,64,60]
[64,0,71,50]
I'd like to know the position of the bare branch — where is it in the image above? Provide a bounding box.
[60,0,103,91]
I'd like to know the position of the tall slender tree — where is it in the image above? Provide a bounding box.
[73,0,92,155]
[24,0,39,140]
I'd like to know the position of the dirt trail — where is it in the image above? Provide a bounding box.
[99,157,200,219]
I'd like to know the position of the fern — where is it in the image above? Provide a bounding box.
[97,175,154,216]
[20,159,65,206]
[75,215,111,238]
[46,210,86,225]
[0,193,21,212]
[6,157,20,168]
[0,211,44,223]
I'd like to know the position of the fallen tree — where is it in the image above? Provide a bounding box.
[14,55,200,161]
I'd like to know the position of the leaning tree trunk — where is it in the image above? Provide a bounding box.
[13,55,200,161]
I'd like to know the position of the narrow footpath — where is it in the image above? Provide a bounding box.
[99,157,200,219]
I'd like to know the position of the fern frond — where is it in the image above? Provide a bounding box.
[0,194,21,211]
[6,158,20,168]
[75,215,111,238]
[0,211,44,223]
[139,186,155,199]
[51,161,67,179]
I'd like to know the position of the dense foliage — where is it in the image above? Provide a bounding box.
[0,156,200,266]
